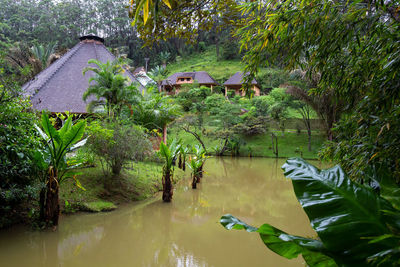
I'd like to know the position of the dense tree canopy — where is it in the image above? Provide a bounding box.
[131,0,400,183]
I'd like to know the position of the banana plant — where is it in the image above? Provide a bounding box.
[193,144,207,179]
[178,146,190,171]
[187,157,203,189]
[158,139,181,202]
[34,112,86,226]
[220,158,400,266]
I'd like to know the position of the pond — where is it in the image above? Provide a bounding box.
[0,157,320,267]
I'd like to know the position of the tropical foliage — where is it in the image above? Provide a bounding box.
[187,145,207,189]
[221,158,400,266]
[132,88,182,143]
[158,139,181,202]
[34,112,87,226]
[83,59,141,118]
[30,42,57,70]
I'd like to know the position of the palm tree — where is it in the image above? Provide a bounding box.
[5,42,42,81]
[158,51,171,68]
[83,59,140,118]
[132,89,181,143]
[31,42,57,70]
[148,65,169,92]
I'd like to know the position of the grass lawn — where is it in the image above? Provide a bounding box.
[169,126,326,159]
[60,161,187,213]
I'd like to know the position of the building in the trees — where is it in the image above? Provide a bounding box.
[224,72,261,97]
[132,66,156,88]
[22,35,142,114]
[161,71,219,94]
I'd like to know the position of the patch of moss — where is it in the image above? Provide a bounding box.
[80,201,117,212]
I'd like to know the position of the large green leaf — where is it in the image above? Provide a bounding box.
[41,112,60,144]
[220,214,336,266]
[55,120,86,165]
[159,141,171,167]
[59,116,72,136]
[282,158,399,266]
[61,120,86,148]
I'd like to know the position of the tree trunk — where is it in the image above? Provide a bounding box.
[163,125,167,144]
[271,133,278,157]
[216,37,220,60]
[192,174,197,189]
[178,154,182,169]
[39,187,46,221]
[162,169,173,202]
[198,164,203,179]
[181,126,207,152]
[112,161,122,175]
[307,128,312,152]
[183,157,186,171]
[44,168,60,226]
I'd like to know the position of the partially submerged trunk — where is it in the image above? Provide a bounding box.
[39,187,46,221]
[192,174,197,189]
[178,154,182,169]
[162,168,173,202]
[44,168,60,226]
[197,164,204,183]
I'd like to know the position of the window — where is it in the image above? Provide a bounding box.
[186,78,191,81]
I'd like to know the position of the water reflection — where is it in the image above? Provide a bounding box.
[0,157,317,267]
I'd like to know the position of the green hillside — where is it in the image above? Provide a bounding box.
[165,45,293,91]
[166,46,244,82]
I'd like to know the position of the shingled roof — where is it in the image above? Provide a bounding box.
[224,72,258,86]
[22,35,142,114]
[162,71,219,86]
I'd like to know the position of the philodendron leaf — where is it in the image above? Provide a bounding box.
[220,214,336,267]
[282,158,399,266]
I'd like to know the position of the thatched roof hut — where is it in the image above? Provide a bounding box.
[22,35,142,114]
[224,72,260,97]
[161,71,219,94]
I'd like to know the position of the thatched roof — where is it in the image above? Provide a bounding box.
[22,35,142,114]
[161,71,219,86]
[224,72,258,86]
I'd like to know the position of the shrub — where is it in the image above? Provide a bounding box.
[204,94,228,115]
[251,95,270,116]
[198,41,206,52]
[176,86,211,112]
[86,120,152,176]
[0,93,41,227]
[233,116,269,136]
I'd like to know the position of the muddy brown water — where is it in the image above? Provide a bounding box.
[0,157,321,267]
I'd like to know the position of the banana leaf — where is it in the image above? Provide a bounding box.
[221,158,400,266]
[282,158,400,266]
[220,214,336,267]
